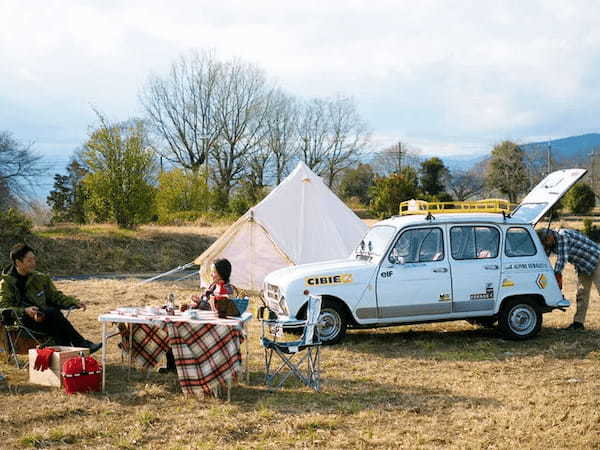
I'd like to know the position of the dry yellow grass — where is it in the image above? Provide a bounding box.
[1,262,600,449]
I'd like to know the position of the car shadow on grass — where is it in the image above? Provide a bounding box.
[227,372,501,416]
[338,324,600,361]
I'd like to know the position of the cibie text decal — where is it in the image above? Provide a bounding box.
[305,274,353,287]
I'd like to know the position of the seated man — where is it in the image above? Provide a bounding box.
[0,243,101,353]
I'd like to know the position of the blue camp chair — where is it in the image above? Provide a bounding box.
[260,294,322,391]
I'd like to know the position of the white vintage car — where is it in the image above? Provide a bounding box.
[263,169,587,344]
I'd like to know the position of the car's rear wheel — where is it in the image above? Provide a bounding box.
[498,298,542,340]
[317,299,347,345]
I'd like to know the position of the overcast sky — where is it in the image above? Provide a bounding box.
[2,0,600,169]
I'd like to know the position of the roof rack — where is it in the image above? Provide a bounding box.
[399,199,512,216]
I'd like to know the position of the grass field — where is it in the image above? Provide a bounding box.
[1,262,600,449]
[1,224,230,276]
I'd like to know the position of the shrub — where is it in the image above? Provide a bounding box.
[157,210,205,225]
[369,168,419,218]
[0,208,33,239]
[156,169,210,220]
[564,183,596,214]
[583,218,600,242]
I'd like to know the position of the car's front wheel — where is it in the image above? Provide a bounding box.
[498,297,542,340]
[317,299,347,345]
[466,317,497,328]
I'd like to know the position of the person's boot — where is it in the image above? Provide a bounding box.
[73,339,102,354]
[159,350,176,373]
[564,321,585,330]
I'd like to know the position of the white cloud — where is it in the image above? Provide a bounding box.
[1,0,600,164]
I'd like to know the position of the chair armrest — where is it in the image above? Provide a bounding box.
[0,308,19,326]
[260,319,306,327]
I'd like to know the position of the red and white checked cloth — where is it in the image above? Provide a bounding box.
[118,323,170,369]
[118,321,243,396]
[165,322,243,396]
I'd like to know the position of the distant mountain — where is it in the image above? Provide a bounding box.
[441,154,488,171]
[438,133,600,172]
[520,133,600,162]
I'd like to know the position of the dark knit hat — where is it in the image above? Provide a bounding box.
[213,258,232,283]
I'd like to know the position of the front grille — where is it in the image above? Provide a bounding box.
[265,283,284,314]
[266,283,280,301]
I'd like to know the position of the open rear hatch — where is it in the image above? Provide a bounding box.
[511,168,588,225]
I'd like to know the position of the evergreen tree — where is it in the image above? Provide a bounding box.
[486,141,529,203]
[420,157,448,196]
[47,158,88,223]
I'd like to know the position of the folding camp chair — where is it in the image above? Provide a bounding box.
[260,294,322,391]
[0,307,77,369]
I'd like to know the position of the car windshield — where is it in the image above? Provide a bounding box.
[354,226,396,260]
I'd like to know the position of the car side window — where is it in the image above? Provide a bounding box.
[389,228,444,264]
[451,226,499,260]
[505,227,537,257]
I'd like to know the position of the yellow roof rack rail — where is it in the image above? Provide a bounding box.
[399,199,512,216]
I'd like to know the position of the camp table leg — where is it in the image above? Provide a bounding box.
[101,322,107,392]
[245,323,250,384]
[128,323,133,376]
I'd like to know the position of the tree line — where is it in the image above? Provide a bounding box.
[45,51,371,228]
[1,50,598,229]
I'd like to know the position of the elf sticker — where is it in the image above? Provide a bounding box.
[305,274,353,287]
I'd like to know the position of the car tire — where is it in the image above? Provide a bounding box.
[317,299,347,345]
[467,317,497,328]
[498,297,542,340]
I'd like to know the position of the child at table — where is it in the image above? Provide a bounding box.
[191,258,236,317]
[160,259,235,373]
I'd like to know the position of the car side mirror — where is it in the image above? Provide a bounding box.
[389,250,404,265]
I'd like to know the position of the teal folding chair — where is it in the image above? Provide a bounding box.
[260,294,322,391]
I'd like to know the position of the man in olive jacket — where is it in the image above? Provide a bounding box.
[0,243,101,353]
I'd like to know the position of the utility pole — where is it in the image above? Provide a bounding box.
[547,141,552,175]
[590,149,597,192]
[397,141,404,174]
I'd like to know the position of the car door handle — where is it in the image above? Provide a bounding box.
[484,264,499,270]
[433,267,448,273]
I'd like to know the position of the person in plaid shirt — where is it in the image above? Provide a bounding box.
[537,228,600,330]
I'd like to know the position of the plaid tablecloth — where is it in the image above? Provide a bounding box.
[118,320,243,396]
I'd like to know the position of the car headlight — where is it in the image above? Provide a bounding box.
[278,296,289,316]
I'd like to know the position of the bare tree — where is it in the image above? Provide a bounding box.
[371,141,421,176]
[296,96,370,187]
[296,98,330,174]
[265,89,298,184]
[210,59,272,197]
[322,96,370,188]
[140,50,223,172]
[523,143,559,187]
[0,131,45,206]
[447,168,485,201]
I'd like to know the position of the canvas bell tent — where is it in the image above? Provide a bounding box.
[195,161,368,290]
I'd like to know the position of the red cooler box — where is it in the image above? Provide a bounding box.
[62,355,102,394]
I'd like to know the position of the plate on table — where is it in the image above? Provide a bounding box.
[116,307,139,315]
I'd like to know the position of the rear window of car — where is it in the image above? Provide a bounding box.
[450,226,499,260]
[505,227,537,257]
